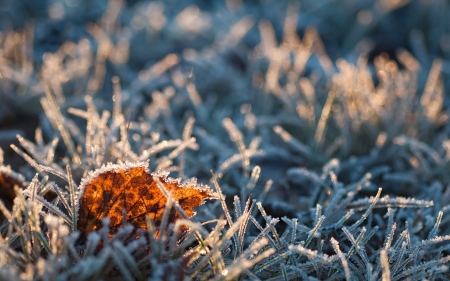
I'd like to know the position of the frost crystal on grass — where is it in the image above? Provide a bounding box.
[1,0,450,280]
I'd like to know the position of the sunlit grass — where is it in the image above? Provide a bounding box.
[1,0,450,279]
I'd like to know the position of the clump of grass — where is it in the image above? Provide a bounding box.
[1,0,450,280]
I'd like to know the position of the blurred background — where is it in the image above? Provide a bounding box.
[1,0,449,69]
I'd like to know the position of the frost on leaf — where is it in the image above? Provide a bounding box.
[77,161,217,238]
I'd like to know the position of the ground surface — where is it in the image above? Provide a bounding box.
[1,0,450,280]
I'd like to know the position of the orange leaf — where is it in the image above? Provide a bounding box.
[77,162,217,238]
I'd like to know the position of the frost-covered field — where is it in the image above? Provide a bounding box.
[1,0,450,280]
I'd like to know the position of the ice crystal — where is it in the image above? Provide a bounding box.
[1,0,450,280]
